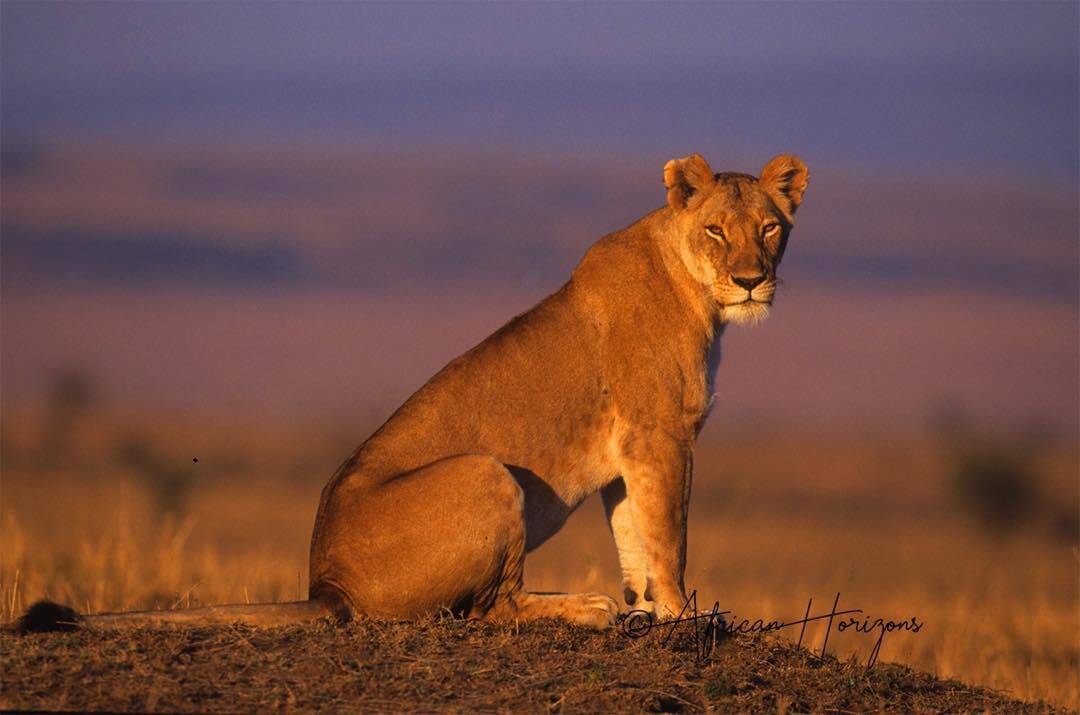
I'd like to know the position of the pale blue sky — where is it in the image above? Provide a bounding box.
[3,2,1077,176]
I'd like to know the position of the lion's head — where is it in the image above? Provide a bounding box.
[662,153,809,325]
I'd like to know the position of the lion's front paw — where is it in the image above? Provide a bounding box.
[652,595,691,623]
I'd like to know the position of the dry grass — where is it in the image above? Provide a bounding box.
[1,409,1077,709]
[1,618,1060,713]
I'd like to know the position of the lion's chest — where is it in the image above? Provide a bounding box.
[696,330,724,427]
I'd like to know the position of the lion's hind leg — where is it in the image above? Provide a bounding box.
[401,455,619,630]
[435,466,621,631]
[313,453,526,620]
[426,458,619,630]
[485,591,620,630]
[317,453,618,629]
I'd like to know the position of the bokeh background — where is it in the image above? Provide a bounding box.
[2,2,1077,708]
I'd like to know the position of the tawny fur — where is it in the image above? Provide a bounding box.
[308,153,809,628]
[17,153,808,633]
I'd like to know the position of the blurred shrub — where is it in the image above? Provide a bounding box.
[947,441,1038,530]
[933,406,1065,537]
[115,433,196,518]
[38,365,97,465]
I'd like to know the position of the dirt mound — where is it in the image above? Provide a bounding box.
[0,617,1061,713]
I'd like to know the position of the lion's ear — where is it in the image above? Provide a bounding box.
[663,154,715,210]
[759,155,809,218]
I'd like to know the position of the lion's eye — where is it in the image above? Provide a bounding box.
[705,225,725,241]
[763,223,780,237]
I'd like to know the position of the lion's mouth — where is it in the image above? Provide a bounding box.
[713,283,776,312]
[719,297,772,326]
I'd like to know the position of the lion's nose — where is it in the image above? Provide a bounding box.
[731,273,766,290]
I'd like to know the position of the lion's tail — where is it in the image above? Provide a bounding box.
[12,596,348,634]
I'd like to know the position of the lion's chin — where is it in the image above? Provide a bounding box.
[720,301,771,326]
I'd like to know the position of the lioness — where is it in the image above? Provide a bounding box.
[18,152,808,633]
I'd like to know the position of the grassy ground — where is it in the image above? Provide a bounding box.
[1,409,1077,710]
[0,618,1064,713]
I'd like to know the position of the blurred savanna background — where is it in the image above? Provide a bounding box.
[1,2,1077,708]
